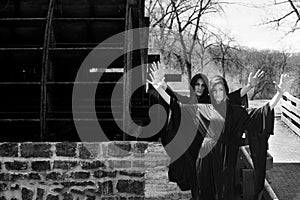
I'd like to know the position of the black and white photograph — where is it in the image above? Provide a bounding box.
[0,0,299,199]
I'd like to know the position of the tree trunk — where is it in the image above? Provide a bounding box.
[221,56,225,78]
[186,60,192,83]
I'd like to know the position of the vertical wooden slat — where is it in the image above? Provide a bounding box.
[123,0,149,140]
[242,169,255,200]
[40,0,55,141]
[123,0,134,140]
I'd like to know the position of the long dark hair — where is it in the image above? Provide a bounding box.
[189,73,210,103]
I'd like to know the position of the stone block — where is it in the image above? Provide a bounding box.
[86,195,96,200]
[70,171,90,179]
[62,193,73,200]
[97,181,113,195]
[46,194,59,200]
[5,161,28,170]
[0,173,11,181]
[55,142,77,157]
[21,187,34,200]
[36,188,44,200]
[133,142,148,154]
[108,160,131,169]
[78,143,100,159]
[0,183,7,192]
[81,161,105,169]
[27,173,41,180]
[94,170,116,178]
[107,142,131,158]
[45,172,64,181]
[0,143,18,157]
[117,180,144,195]
[31,161,51,171]
[21,143,52,158]
[53,161,77,170]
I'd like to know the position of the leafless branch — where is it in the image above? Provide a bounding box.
[288,0,300,20]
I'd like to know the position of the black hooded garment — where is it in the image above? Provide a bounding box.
[165,73,248,106]
[161,95,274,200]
[161,77,248,193]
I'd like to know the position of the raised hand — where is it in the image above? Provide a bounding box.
[240,69,265,97]
[146,63,171,104]
[147,70,161,87]
[248,69,264,88]
[274,73,292,94]
[148,62,167,90]
[269,73,292,110]
[150,62,166,83]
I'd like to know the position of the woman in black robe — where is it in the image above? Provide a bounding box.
[160,73,249,199]
[148,71,290,200]
[193,75,274,200]
[149,62,263,199]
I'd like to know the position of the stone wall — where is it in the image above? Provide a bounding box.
[0,142,190,200]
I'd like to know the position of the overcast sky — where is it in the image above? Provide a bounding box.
[210,0,300,53]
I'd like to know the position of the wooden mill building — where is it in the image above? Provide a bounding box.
[0,0,159,142]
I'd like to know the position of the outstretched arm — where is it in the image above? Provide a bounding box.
[240,69,264,97]
[269,74,291,110]
[147,69,171,105]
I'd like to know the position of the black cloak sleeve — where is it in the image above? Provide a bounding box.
[160,96,199,191]
[246,103,275,198]
[161,96,216,191]
[228,88,249,107]
[165,86,190,103]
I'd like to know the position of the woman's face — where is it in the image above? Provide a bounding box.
[194,78,206,97]
[212,83,225,104]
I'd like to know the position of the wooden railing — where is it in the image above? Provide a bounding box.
[238,146,278,200]
[281,92,300,136]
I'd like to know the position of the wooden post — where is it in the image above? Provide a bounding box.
[40,0,55,141]
[242,169,255,200]
[123,0,138,140]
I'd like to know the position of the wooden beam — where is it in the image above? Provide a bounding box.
[282,100,300,120]
[282,114,300,137]
[165,74,182,82]
[123,0,136,140]
[239,146,276,200]
[242,169,255,200]
[281,93,300,136]
[283,92,300,107]
[40,0,55,141]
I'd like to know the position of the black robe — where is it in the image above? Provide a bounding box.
[162,96,274,200]
[160,87,248,192]
[247,104,274,197]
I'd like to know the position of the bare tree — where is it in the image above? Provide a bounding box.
[194,26,216,71]
[147,0,224,82]
[146,0,176,54]
[288,52,300,98]
[208,33,240,79]
[171,0,223,82]
[264,0,300,34]
[238,49,289,99]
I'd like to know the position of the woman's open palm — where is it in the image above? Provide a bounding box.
[150,62,166,83]
[274,74,292,93]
